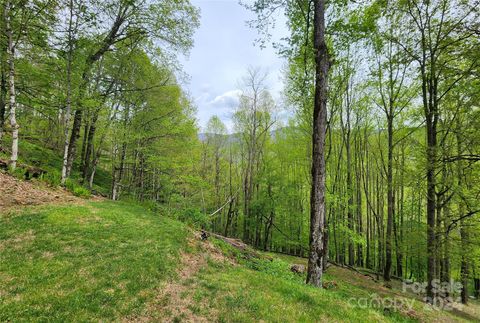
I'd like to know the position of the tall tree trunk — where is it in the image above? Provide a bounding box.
[376,173,384,276]
[4,0,18,170]
[224,198,235,237]
[80,119,89,171]
[61,0,75,185]
[364,130,372,269]
[82,108,100,182]
[460,221,468,304]
[306,0,329,288]
[441,211,450,289]
[111,104,129,200]
[393,192,402,277]
[457,118,468,304]
[224,146,235,236]
[474,276,479,298]
[398,144,405,278]
[425,107,437,302]
[355,141,363,267]
[0,57,7,143]
[214,147,221,231]
[384,117,394,281]
[112,141,127,201]
[346,123,354,266]
[66,109,82,177]
[88,151,99,189]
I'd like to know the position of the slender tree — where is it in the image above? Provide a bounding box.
[306,0,330,287]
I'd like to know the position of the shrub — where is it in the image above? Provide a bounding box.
[177,207,208,227]
[72,185,91,198]
[65,179,91,198]
[8,166,26,180]
[40,171,61,187]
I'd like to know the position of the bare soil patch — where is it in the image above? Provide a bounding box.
[0,172,82,212]
[125,234,236,322]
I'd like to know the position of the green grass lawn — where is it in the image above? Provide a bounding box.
[0,201,187,321]
[189,253,412,322]
[185,239,478,322]
[1,199,478,322]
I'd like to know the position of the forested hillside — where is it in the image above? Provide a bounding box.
[0,0,479,321]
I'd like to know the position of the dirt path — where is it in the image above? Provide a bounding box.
[126,234,234,322]
[0,172,82,212]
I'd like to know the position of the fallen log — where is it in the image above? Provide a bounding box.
[0,158,47,179]
[23,165,47,179]
[200,230,262,259]
[329,260,379,282]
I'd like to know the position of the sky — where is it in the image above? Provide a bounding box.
[180,0,288,133]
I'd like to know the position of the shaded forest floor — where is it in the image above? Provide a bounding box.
[0,173,479,322]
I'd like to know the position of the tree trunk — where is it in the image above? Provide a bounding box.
[80,119,89,171]
[0,57,7,143]
[4,0,18,170]
[346,121,354,267]
[224,146,235,236]
[112,102,130,200]
[306,0,329,288]
[457,118,468,304]
[88,150,100,189]
[61,0,75,185]
[82,108,100,182]
[224,197,235,237]
[66,109,82,177]
[474,277,479,298]
[398,144,405,278]
[355,142,363,267]
[384,117,394,281]
[422,62,438,303]
[376,173,384,276]
[460,222,468,304]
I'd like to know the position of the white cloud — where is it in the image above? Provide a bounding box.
[196,89,242,133]
[209,90,242,108]
[179,0,288,133]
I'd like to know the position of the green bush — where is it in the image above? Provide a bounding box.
[64,178,75,191]
[8,166,26,180]
[72,185,91,198]
[177,207,208,227]
[65,179,91,198]
[40,171,61,187]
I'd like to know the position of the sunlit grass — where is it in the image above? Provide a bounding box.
[0,201,187,321]
[1,200,477,322]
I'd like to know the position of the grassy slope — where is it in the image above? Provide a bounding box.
[0,201,187,321]
[192,252,479,322]
[1,200,478,322]
[190,246,480,323]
